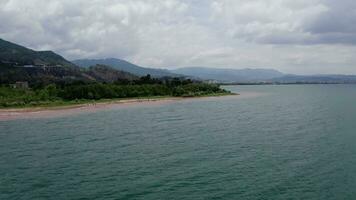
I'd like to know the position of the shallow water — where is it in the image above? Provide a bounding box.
[1,85,356,199]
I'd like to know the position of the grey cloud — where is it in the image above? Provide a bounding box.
[304,0,356,44]
[211,0,356,45]
[0,0,188,59]
[1,0,356,74]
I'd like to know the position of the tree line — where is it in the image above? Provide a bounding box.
[0,75,230,107]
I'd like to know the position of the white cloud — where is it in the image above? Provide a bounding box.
[210,0,328,44]
[1,0,356,74]
[0,0,189,58]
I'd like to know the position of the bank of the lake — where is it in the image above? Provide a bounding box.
[0,93,236,121]
[1,80,231,108]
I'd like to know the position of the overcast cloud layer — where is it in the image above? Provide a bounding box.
[1,0,356,74]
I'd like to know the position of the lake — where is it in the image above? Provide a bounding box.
[1,85,356,199]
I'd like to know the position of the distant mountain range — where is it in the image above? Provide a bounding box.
[270,74,356,84]
[73,58,178,78]
[2,37,356,85]
[171,67,356,84]
[171,67,284,82]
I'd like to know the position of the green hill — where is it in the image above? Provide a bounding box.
[73,58,180,78]
[0,38,76,67]
[0,38,144,85]
[86,65,138,83]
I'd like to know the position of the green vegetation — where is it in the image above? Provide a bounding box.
[0,39,233,109]
[73,58,178,77]
[0,38,75,67]
[0,75,232,108]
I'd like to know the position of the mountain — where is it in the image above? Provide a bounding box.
[73,58,179,78]
[0,38,140,85]
[0,64,89,85]
[172,66,356,84]
[270,74,356,84]
[4,38,356,85]
[0,38,76,67]
[171,67,284,82]
[86,65,138,83]
[0,38,89,84]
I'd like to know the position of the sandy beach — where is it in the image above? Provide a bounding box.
[0,93,264,121]
[0,97,183,121]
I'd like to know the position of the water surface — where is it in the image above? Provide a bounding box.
[1,85,356,199]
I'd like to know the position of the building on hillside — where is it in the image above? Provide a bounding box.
[1,60,19,66]
[10,81,29,89]
[205,79,219,84]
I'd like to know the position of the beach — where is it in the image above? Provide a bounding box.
[0,92,269,121]
[0,94,239,121]
[0,97,182,121]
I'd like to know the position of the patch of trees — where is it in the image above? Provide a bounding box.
[0,75,230,107]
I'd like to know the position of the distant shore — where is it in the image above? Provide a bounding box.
[0,93,240,121]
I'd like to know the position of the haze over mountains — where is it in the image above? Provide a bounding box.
[2,38,356,84]
[171,67,284,82]
[171,67,356,84]
[72,58,177,78]
[72,59,288,82]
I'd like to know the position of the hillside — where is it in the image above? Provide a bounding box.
[73,58,179,78]
[0,38,76,67]
[172,67,284,82]
[86,65,138,83]
[0,65,90,86]
[0,39,142,85]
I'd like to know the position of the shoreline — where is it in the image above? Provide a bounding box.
[0,93,242,121]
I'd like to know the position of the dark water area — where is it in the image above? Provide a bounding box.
[1,85,356,199]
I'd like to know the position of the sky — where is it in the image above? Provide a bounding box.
[1,0,356,74]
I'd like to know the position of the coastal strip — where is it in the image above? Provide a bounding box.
[0,94,244,121]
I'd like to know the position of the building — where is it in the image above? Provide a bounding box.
[10,81,29,89]
[23,65,35,68]
[1,60,18,66]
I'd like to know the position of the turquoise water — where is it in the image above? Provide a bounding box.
[1,85,356,199]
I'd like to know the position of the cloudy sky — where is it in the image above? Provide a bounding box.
[1,0,356,74]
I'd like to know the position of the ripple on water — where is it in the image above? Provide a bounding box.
[1,85,356,199]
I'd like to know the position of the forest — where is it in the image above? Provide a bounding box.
[0,75,231,108]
